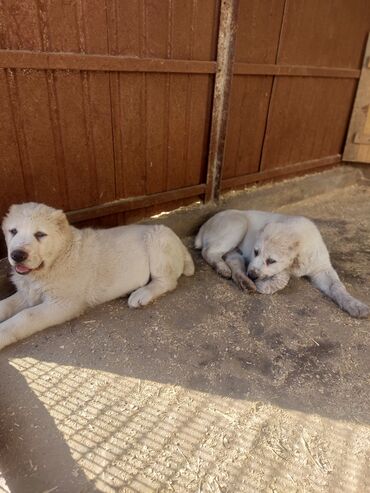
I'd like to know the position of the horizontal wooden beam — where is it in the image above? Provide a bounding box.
[221,154,342,190]
[0,51,360,79]
[66,184,206,223]
[0,50,217,74]
[233,63,360,79]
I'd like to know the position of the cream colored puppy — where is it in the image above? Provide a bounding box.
[195,210,369,318]
[0,202,194,350]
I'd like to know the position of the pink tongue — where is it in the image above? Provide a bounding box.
[16,264,31,274]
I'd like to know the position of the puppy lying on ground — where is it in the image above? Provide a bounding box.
[195,210,369,318]
[0,202,194,350]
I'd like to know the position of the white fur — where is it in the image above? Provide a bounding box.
[0,202,194,350]
[195,210,369,318]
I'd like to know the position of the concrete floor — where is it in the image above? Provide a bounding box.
[0,179,369,493]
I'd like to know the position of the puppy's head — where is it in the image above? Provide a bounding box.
[2,202,71,276]
[247,222,299,281]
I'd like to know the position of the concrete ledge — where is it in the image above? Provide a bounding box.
[144,165,365,236]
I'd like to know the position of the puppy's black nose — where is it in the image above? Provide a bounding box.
[248,271,259,281]
[11,249,28,263]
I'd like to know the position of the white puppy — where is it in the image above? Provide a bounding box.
[195,210,369,318]
[0,202,194,350]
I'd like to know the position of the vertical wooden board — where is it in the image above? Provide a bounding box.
[42,1,80,52]
[343,35,370,163]
[192,0,220,60]
[106,0,142,56]
[145,0,170,58]
[235,0,285,63]
[186,75,215,186]
[223,76,274,179]
[14,70,65,207]
[166,75,189,190]
[166,2,207,190]
[261,77,357,170]
[78,0,109,54]
[0,70,26,215]
[86,72,116,204]
[53,71,96,210]
[171,0,193,59]
[78,1,116,203]
[107,0,144,204]
[0,0,41,50]
[278,0,370,69]
[45,0,115,209]
[116,73,146,198]
[171,0,220,60]
[145,74,168,194]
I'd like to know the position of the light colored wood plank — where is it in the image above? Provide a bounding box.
[343,33,370,163]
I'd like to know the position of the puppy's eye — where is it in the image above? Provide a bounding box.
[34,231,47,240]
[9,228,17,236]
[266,258,276,265]
[254,249,259,257]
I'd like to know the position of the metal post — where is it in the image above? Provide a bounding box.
[205,0,239,202]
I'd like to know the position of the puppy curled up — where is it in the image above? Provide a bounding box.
[195,210,369,319]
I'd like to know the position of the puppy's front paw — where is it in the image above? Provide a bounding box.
[255,280,277,295]
[128,287,154,308]
[255,271,290,295]
[0,328,17,351]
[345,299,370,319]
[232,271,256,291]
[215,262,232,279]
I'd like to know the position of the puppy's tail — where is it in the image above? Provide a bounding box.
[310,267,369,318]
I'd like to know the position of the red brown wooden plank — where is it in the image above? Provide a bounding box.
[67,184,206,222]
[260,78,357,170]
[233,63,360,79]
[0,69,26,215]
[116,73,147,198]
[0,0,41,50]
[278,0,370,69]
[192,0,220,61]
[14,69,66,207]
[185,75,214,186]
[221,155,341,191]
[235,0,285,63]
[223,76,274,179]
[166,0,195,190]
[144,2,171,195]
[145,73,168,194]
[77,1,116,205]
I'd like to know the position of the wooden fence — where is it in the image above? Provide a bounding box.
[0,0,369,239]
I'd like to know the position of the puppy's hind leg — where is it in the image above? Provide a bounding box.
[128,226,184,308]
[202,246,233,279]
[310,267,369,318]
[199,213,249,279]
[224,250,256,291]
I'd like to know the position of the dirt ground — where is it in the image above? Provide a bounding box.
[0,183,369,493]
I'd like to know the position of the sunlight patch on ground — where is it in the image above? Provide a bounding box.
[9,357,370,493]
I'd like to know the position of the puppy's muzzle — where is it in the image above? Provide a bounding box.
[11,249,29,263]
[248,270,259,281]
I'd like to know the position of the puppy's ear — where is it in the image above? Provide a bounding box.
[51,209,70,232]
[1,205,19,232]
